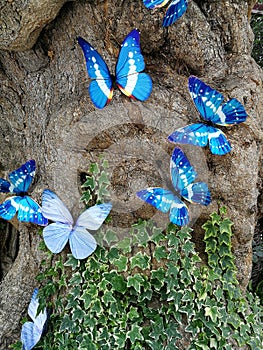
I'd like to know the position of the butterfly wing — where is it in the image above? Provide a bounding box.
[143,0,169,9]
[215,98,247,126]
[136,188,189,226]
[0,196,47,225]
[69,227,97,260]
[168,123,210,148]
[17,197,48,225]
[69,203,112,260]
[0,178,11,193]
[137,188,175,213]
[188,76,225,123]
[168,123,231,155]
[27,288,47,327]
[21,322,42,350]
[170,147,196,192]
[181,182,211,205]
[115,29,152,101]
[163,0,188,27]
[0,197,18,221]
[41,189,73,225]
[169,198,189,226]
[75,203,112,230]
[8,159,36,194]
[77,36,113,109]
[189,76,247,126]
[207,127,231,155]
[21,288,47,350]
[43,222,72,254]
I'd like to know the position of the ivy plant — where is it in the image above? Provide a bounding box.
[12,161,263,350]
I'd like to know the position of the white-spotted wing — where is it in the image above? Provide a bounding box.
[0,160,48,225]
[77,29,152,109]
[143,0,188,27]
[168,76,247,155]
[137,147,211,226]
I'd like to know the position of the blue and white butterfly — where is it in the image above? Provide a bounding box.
[21,288,47,350]
[168,76,248,155]
[0,160,48,225]
[77,29,152,109]
[136,147,211,226]
[143,0,188,27]
[42,189,112,259]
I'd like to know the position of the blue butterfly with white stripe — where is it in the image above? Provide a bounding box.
[168,76,248,155]
[21,288,47,350]
[77,29,152,109]
[136,147,211,226]
[42,189,112,260]
[0,160,48,225]
[143,0,188,27]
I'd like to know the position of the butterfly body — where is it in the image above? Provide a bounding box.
[42,189,112,259]
[78,29,152,109]
[168,77,247,155]
[143,0,188,27]
[0,160,48,225]
[21,288,47,350]
[137,147,211,226]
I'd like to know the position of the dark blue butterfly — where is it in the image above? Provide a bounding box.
[143,0,188,27]
[168,76,248,155]
[21,288,47,350]
[0,160,48,225]
[42,189,112,259]
[137,147,211,226]
[77,29,152,109]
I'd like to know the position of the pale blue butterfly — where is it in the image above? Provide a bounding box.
[21,288,47,350]
[41,189,112,259]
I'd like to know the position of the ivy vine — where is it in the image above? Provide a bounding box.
[12,161,263,350]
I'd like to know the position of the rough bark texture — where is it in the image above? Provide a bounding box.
[0,0,262,347]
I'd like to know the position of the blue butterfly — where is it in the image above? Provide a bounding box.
[0,160,48,225]
[77,29,152,109]
[168,76,248,155]
[21,288,47,350]
[143,0,188,27]
[41,189,112,259]
[137,147,211,226]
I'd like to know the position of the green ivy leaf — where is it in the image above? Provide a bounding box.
[219,218,233,235]
[112,255,128,272]
[127,306,140,320]
[164,321,182,341]
[69,272,83,285]
[130,252,150,270]
[103,229,118,245]
[104,271,127,294]
[127,324,144,342]
[127,274,146,293]
[64,254,80,270]
[181,240,195,255]
[115,237,132,253]
[89,163,99,175]
[154,245,168,261]
[151,227,166,244]
[72,306,85,322]
[203,221,218,239]
[98,170,110,185]
[204,306,221,323]
[60,314,75,332]
[210,212,222,225]
[151,269,165,290]
[102,290,116,305]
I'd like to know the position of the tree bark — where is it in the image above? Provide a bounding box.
[0,0,262,347]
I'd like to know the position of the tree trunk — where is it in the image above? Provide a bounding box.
[0,0,262,347]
